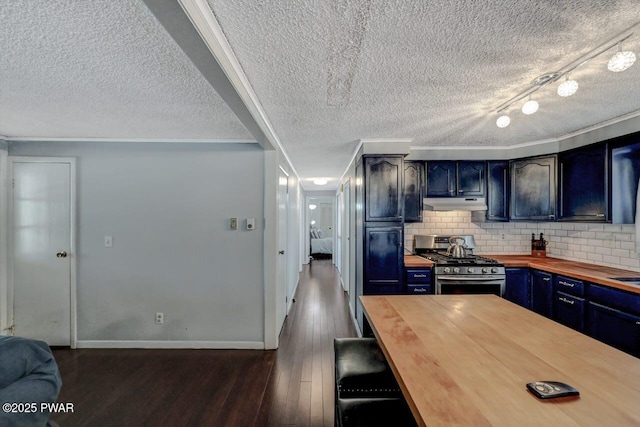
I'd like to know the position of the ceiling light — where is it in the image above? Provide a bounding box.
[522,98,539,115]
[608,43,636,72]
[496,115,510,128]
[309,204,317,210]
[557,76,579,97]
[313,178,328,186]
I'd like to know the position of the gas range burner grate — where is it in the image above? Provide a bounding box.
[419,253,502,266]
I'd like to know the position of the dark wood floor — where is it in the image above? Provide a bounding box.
[51,260,358,426]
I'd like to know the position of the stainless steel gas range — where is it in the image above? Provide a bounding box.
[414,235,506,296]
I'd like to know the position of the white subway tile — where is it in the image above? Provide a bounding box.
[612,249,630,258]
[561,224,575,230]
[587,253,603,262]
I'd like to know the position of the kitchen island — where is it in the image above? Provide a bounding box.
[361,294,640,427]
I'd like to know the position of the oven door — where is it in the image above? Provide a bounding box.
[435,275,505,297]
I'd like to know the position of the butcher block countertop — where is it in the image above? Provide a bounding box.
[404,253,640,294]
[361,295,640,427]
[486,254,640,295]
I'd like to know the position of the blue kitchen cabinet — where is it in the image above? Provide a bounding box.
[504,268,530,308]
[365,156,403,222]
[426,161,485,197]
[587,284,640,357]
[531,270,553,318]
[486,161,509,222]
[364,226,404,294]
[404,161,424,223]
[611,136,640,224]
[553,276,585,332]
[510,155,557,221]
[558,143,608,222]
[406,267,432,294]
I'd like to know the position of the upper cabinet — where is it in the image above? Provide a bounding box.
[364,156,403,222]
[426,161,485,197]
[611,137,640,224]
[558,143,608,222]
[510,155,557,221]
[403,161,424,223]
[486,161,509,222]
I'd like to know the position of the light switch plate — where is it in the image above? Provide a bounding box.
[230,217,238,230]
[104,236,113,247]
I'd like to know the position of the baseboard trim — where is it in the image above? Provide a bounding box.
[75,340,265,349]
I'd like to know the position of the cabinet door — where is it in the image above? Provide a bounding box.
[504,268,530,308]
[531,270,553,318]
[457,161,485,196]
[426,161,456,197]
[611,140,640,224]
[404,161,423,223]
[510,156,557,221]
[486,161,509,221]
[587,302,640,358]
[365,157,403,222]
[364,226,403,294]
[554,291,585,332]
[558,144,607,221]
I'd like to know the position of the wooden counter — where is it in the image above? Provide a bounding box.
[361,294,640,427]
[404,254,434,267]
[485,254,640,294]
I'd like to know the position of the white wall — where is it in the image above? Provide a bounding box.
[9,141,266,347]
[405,211,640,272]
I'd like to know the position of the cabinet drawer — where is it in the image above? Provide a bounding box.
[587,301,640,358]
[588,284,640,315]
[554,291,585,332]
[406,269,432,284]
[407,284,432,294]
[555,275,584,296]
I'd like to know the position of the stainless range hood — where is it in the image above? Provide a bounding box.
[423,197,488,211]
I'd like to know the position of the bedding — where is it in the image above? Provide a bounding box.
[310,227,333,255]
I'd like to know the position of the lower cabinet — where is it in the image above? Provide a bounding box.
[587,284,640,358]
[406,268,432,294]
[364,226,404,295]
[504,268,530,308]
[553,275,585,332]
[531,270,553,318]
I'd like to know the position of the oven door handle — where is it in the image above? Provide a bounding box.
[437,276,504,282]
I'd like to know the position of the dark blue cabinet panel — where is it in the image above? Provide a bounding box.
[486,161,509,222]
[554,291,585,332]
[426,161,456,196]
[504,268,530,308]
[365,156,403,222]
[457,161,485,196]
[558,143,608,221]
[611,139,640,224]
[510,155,556,221]
[406,267,432,294]
[555,275,584,297]
[531,270,553,317]
[364,226,403,294]
[404,161,423,223]
[587,301,640,358]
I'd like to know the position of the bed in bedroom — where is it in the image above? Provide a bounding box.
[310,227,332,260]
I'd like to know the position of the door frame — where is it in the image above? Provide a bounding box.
[7,157,77,348]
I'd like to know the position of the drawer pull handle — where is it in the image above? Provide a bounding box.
[414,288,427,293]
[413,274,427,278]
[559,297,575,305]
[637,321,640,325]
[543,277,550,281]
[559,281,575,287]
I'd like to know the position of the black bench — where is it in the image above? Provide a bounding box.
[334,338,416,427]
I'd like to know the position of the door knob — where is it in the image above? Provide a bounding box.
[279,250,285,255]
[56,251,67,258]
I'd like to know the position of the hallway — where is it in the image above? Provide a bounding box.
[51,260,358,426]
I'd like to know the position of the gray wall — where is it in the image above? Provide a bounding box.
[10,141,265,346]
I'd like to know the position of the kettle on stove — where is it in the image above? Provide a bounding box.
[446,236,468,258]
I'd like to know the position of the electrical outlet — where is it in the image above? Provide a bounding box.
[104,235,113,247]
[230,218,237,230]
[501,233,505,240]
[155,312,164,324]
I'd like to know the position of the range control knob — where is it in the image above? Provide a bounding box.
[467,267,475,273]
[482,267,489,273]
[491,267,499,273]
[453,267,460,274]
[444,267,451,273]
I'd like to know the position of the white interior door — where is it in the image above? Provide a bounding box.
[277,168,288,329]
[11,158,75,346]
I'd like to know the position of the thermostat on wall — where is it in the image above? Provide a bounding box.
[246,218,255,230]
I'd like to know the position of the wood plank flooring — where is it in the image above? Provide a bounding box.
[50,260,358,426]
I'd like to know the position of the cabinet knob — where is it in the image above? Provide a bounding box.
[56,251,67,258]
[279,250,285,255]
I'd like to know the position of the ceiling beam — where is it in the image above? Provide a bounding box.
[140,0,273,150]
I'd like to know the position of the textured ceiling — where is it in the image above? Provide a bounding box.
[209,0,640,188]
[0,0,251,140]
[2,1,640,191]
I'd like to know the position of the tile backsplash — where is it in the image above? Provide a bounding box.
[405,211,640,272]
